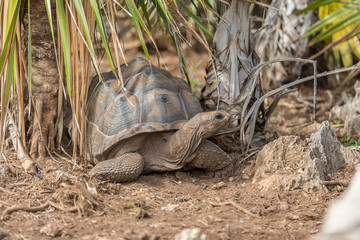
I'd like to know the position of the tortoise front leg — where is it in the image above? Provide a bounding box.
[186,140,234,177]
[89,153,144,182]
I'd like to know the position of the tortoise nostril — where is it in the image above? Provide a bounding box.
[215,113,224,120]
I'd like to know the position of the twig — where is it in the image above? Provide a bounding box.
[0,200,10,206]
[169,179,182,185]
[52,151,70,164]
[237,148,261,165]
[244,63,360,149]
[209,200,260,218]
[1,152,17,175]
[0,187,17,196]
[242,58,317,149]
[60,146,72,159]
[1,200,79,220]
[12,183,31,187]
[322,180,349,187]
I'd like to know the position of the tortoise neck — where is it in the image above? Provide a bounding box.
[165,122,204,165]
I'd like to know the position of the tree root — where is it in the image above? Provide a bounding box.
[7,113,37,174]
[1,200,79,220]
[209,200,260,218]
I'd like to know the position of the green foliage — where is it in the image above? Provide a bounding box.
[302,0,360,69]
[129,0,214,81]
[0,0,21,125]
[340,134,360,147]
[56,0,72,97]
[177,1,213,38]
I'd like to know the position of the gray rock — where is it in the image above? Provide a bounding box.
[253,121,360,192]
[289,121,360,192]
[252,135,310,191]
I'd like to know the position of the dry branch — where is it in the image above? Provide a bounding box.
[209,200,260,218]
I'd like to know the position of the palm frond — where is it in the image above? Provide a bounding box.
[302,0,360,68]
[0,0,21,145]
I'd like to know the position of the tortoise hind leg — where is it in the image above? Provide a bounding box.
[89,153,144,182]
[186,140,234,177]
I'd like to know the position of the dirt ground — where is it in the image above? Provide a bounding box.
[1,37,359,240]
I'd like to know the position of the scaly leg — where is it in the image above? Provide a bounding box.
[89,153,144,182]
[185,140,234,177]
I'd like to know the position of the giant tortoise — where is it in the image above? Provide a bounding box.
[87,57,233,182]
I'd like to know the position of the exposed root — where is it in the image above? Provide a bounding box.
[1,185,102,220]
[7,113,37,174]
[29,94,57,159]
[1,200,78,220]
[209,200,260,218]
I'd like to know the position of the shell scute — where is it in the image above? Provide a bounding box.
[87,58,202,157]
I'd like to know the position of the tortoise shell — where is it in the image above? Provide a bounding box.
[86,57,203,157]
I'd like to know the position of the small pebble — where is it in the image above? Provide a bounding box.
[280,202,289,211]
[287,215,300,220]
[242,174,250,180]
[161,204,180,212]
[39,222,63,237]
[212,182,226,189]
[250,206,259,214]
[266,205,278,213]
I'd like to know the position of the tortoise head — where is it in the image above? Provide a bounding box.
[188,110,230,139]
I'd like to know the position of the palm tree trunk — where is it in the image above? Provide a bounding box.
[23,0,58,159]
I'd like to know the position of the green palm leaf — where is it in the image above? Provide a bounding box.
[303,0,360,68]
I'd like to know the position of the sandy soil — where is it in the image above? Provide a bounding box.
[0,37,359,240]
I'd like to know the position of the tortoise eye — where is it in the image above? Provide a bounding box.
[215,113,224,120]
